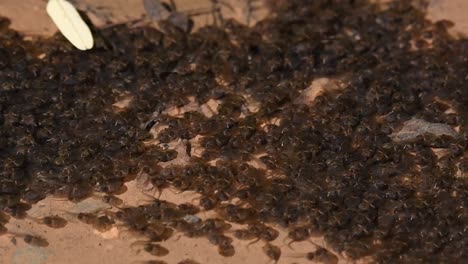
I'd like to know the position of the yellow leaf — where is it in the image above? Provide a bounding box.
[46,0,94,51]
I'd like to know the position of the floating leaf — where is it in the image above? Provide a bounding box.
[46,0,94,51]
[143,0,170,22]
[143,0,193,32]
[390,118,459,143]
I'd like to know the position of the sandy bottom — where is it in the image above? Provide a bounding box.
[0,181,333,264]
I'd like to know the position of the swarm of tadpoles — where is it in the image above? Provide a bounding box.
[0,0,467,263]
